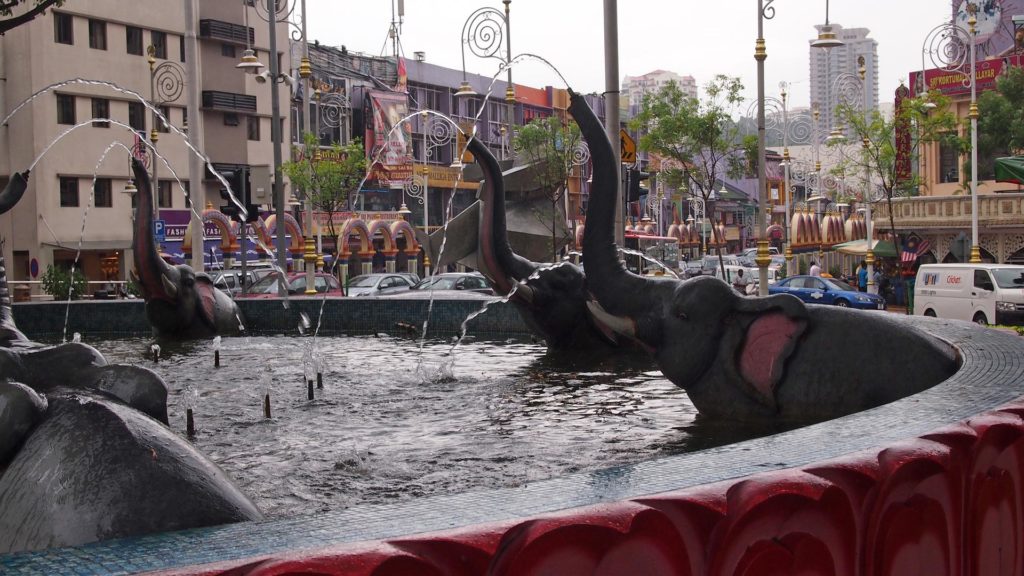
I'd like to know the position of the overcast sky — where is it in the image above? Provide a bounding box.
[304,1,961,110]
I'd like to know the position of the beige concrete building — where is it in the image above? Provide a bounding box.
[0,1,289,294]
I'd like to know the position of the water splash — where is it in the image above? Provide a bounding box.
[61,141,132,343]
[71,332,81,343]
[618,247,681,279]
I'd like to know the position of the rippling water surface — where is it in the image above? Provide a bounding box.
[90,335,790,518]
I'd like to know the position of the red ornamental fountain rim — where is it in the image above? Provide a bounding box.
[3,316,1024,575]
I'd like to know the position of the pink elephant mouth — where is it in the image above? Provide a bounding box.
[738,311,806,407]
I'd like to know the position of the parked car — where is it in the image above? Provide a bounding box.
[346,273,416,297]
[237,272,343,298]
[681,260,706,279]
[211,267,275,296]
[411,272,494,295]
[770,275,886,310]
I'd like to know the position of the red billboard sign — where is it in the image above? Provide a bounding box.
[909,54,1023,97]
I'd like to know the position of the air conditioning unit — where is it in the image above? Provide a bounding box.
[248,165,271,205]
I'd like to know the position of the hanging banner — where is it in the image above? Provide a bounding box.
[365,90,412,184]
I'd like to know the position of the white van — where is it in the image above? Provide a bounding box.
[913,263,1024,325]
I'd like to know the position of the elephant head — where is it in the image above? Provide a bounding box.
[576,92,957,421]
[461,134,619,351]
[131,159,243,338]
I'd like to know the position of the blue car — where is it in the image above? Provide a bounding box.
[769,275,886,310]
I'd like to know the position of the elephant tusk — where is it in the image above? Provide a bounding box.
[585,300,636,337]
[511,280,534,303]
[160,274,178,299]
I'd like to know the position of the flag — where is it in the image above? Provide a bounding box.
[900,239,931,265]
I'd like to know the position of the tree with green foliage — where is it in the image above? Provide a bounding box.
[41,264,86,300]
[281,133,367,240]
[832,90,963,254]
[511,115,582,262]
[629,75,748,271]
[978,66,1024,162]
[0,0,64,35]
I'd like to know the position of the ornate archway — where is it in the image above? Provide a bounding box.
[183,209,238,263]
[336,218,372,280]
[389,220,420,275]
[262,213,304,264]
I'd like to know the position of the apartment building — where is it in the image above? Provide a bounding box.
[0,1,288,292]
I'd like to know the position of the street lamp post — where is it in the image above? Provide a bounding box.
[457,1,514,159]
[923,3,984,262]
[827,56,874,291]
[145,44,184,224]
[687,196,705,259]
[242,0,294,297]
[754,0,772,295]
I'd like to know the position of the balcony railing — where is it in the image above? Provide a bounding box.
[873,193,1024,229]
[202,91,257,113]
[198,19,253,45]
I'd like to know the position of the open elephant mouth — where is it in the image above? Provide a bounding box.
[720,300,808,409]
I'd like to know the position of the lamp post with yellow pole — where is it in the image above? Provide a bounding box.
[456,2,514,159]
[923,2,987,262]
[145,44,184,223]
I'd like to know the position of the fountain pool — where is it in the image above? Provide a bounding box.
[86,334,795,518]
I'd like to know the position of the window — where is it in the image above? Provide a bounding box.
[974,270,995,291]
[126,26,143,55]
[158,180,172,208]
[223,113,239,126]
[182,107,188,131]
[59,177,79,207]
[91,98,109,128]
[128,101,146,133]
[93,178,112,207]
[54,12,73,45]
[221,43,236,58]
[247,116,260,141]
[939,139,959,184]
[151,30,167,59]
[179,35,186,62]
[56,94,75,124]
[154,105,171,133]
[88,19,106,50]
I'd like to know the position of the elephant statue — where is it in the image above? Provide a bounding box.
[573,90,958,422]
[420,134,624,352]
[131,158,245,338]
[0,168,263,554]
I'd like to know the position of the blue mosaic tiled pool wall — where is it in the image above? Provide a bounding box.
[12,299,533,340]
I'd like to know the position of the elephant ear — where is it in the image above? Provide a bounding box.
[725,296,808,409]
[195,277,220,329]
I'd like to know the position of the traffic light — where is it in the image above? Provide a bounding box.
[627,169,650,202]
[218,168,259,222]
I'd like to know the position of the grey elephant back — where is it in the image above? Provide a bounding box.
[0,392,262,553]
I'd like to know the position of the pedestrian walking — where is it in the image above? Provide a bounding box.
[809,260,822,277]
[857,260,868,292]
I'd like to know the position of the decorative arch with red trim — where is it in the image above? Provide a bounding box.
[389,220,420,255]
[183,209,237,255]
[262,213,304,257]
[336,218,371,258]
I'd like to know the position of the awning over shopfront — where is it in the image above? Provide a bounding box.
[834,239,898,258]
[995,156,1024,185]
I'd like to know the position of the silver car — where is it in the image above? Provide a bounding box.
[346,273,416,297]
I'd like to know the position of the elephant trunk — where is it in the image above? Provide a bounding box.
[575,91,652,319]
[0,171,29,216]
[131,159,176,303]
[470,136,536,298]
[0,172,32,346]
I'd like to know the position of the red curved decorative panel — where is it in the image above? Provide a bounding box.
[177,408,1024,576]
